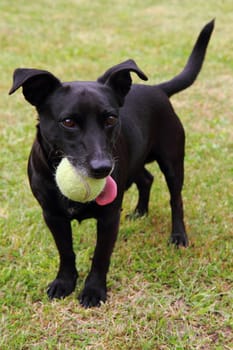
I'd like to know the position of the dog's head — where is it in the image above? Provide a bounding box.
[9,60,147,178]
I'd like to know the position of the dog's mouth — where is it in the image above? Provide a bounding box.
[95,175,117,206]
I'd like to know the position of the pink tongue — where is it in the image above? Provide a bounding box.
[95,176,117,206]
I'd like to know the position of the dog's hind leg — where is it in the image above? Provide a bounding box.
[157,155,188,247]
[134,168,154,216]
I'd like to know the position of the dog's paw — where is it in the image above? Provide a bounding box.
[47,276,77,300]
[170,232,189,247]
[78,286,107,308]
[126,209,148,220]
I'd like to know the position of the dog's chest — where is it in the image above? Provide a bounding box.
[62,199,97,222]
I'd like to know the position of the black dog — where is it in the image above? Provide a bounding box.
[9,20,214,307]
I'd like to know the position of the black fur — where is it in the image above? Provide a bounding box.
[9,20,214,307]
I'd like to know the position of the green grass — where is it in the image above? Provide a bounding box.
[1,0,233,349]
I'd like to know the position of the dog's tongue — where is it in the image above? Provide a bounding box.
[95,176,117,206]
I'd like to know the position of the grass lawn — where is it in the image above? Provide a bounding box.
[0,0,232,349]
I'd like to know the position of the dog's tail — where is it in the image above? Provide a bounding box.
[157,19,214,97]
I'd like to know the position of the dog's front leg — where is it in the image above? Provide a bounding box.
[79,209,121,308]
[43,212,78,299]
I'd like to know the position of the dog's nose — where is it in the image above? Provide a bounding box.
[89,159,112,179]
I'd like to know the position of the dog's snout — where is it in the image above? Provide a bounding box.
[90,159,112,179]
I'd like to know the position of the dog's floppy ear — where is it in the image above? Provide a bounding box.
[9,68,62,107]
[97,59,148,105]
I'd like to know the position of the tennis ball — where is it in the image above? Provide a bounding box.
[55,157,106,203]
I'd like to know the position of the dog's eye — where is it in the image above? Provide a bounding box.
[61,118,77,129]
[104,116,118,128]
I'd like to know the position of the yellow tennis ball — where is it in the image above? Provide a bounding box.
[55,158,106,202]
